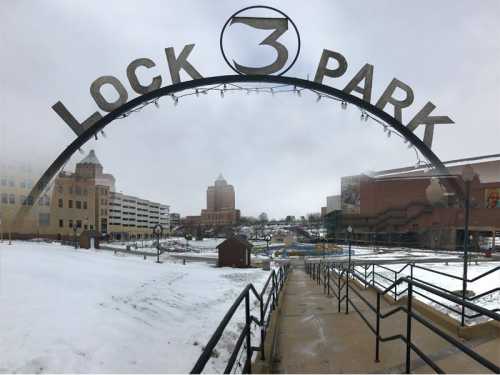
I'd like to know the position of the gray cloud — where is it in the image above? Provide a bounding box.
[1,0,499,218]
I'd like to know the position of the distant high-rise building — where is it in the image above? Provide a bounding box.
[188,175,240,227]
[207,174,236,211]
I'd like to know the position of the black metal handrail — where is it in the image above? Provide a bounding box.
[306,261,500,373]
[191,264,289,374]
[347,260,500,323]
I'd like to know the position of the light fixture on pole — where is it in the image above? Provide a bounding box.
[461,165,474,326]
[265,234,271,255]
[153,224,163,264]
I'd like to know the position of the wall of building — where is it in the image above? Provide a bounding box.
[328,157,500,250]
[188,175,240,228]
[1,151,170,241]
[0,161,51,237]
[108,192,169,240]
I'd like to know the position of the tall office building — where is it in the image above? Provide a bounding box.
[187,175,240,227]
[207,174,236,211]
[202,174,239,226]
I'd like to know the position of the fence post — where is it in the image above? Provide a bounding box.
[245,292,252,374]
[394,272,398,301]
[345,264,350,314]
[372,264,375,287]
[376,292,380,363]
[327,264,330,296]
[338,267,341,313]
[364,265,368,288]
[272,272,276,310]
[260,292,265,360]
[405,282,413,374]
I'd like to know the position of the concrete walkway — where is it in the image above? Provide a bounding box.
[272,267,499,373]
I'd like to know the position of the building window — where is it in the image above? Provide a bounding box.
[69,186,73,194]
[8,194,15,204]
[58,199,63,208]
[76,220,82,228]
[0,178,6,186]
[8,179,14,187]
[59,219,64,228]
[76,201,82,209]
[68,200,73,208]
[20,180,26,189]
[84,224,88,230]
[83,201,87,210]
[57,184,63,193]
[69,220,73,228]
[1,193,7,204]
[90,225,94,230]
[39,213,50,226]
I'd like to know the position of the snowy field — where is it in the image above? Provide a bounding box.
[0,241,271,373]
[106,237,282,254]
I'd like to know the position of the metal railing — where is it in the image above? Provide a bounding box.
[191,264,289,374]
[305,261,500,373]
[350,262,500,323]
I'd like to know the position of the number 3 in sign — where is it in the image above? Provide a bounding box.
[220,6,301,76]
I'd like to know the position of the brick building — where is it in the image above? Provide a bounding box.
[185,175,240,228]
[3,150,170,241]
[326,155,500,250]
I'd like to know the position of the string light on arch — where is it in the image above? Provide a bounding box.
[106,82,430,169]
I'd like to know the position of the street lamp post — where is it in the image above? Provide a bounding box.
[153,224,163,264]
[346,225,353,314]
[461,165,474,327]
[265,234,271,255]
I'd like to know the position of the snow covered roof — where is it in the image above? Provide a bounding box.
[79,150,101,166]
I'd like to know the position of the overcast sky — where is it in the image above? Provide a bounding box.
[1,0,499,219]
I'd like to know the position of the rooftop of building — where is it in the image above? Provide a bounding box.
[372,153,500,179]
[78,150,101,166]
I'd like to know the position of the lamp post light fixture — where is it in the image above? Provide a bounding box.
[346,225,353,314]
[461,164,474,327]
[264,234,271,255]
[153,224,163,264]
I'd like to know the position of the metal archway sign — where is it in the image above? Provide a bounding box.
[16,6,462,223]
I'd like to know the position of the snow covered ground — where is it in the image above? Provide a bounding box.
[359,261,500,324]
[0,241,271,373]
